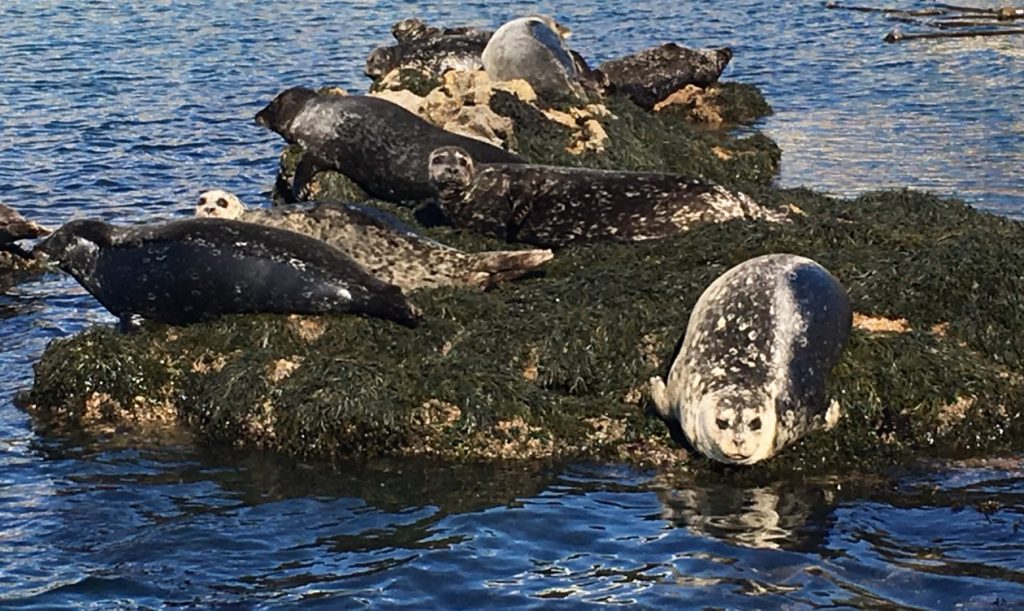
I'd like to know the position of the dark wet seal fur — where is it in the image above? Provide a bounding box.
[0,203,50,259]
[428,146,787,248]
[34,217,420,328]
[255,87,524,204]
[650,254,852,465]
[366,34,489,78]
[196,189,554,293]
[599,43,734,110]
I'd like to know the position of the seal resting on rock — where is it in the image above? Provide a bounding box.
[35,217,420,328]
[195,189,554,292]
[649,254,852,465]
[599,43,733,110]
[481,16,582,99]
[427,146,786,247]
[255,87,523,204]
[0,204,50,259]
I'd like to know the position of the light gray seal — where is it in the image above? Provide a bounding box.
[254,87,524,204]
[649,254,852,465]
[0,203,50,259]
[195,189,554,292]
[480,16,582,99]
[427,146,787,248]
[35,217,421,328]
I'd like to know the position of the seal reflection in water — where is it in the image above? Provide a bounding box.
[254,87,523,204]
[34,218,420,328]
[428,146,787,247]
[195,189,554,292]
[649,254,852,465]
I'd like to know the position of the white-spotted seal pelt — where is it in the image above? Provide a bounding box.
[599,44,734,110]
[34,217,421,328]
[427,146,787,248]
[649,254,852,465]
[481,16,582,99]
[255,88,524,204]
[195,189,554,292]
[0,203,50,259]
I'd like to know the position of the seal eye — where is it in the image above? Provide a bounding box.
[749,417,762,431]
[715,418,729,430]
[216,198,228,208]
[197,197,207,206]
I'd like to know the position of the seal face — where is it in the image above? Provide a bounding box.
[428,145,787,247]
[255,89,523,204]
[35,217,420,327]
[481,16,582,99]
[194,190,553,292]
[649,254,852,465]
[0,203,50,259]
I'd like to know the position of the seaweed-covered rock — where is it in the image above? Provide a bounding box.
[22,188,1024,474]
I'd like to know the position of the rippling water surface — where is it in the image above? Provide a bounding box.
[1,0,1023,606]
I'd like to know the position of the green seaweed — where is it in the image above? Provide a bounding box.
[22,80,1024,474]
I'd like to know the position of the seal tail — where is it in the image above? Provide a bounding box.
[466,249,555,288]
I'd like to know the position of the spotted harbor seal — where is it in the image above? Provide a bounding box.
[255,88,523,204]
[427,146,786,247]
[649,254,852,465]
[480,16,582,99]
[0,204,50,259]
[35,217,420,328]
[599,43,734,110]
[195,189,554,292]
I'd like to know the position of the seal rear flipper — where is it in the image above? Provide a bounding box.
[469,249,555,288]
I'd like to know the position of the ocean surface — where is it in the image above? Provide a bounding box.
[1,0,1023,607]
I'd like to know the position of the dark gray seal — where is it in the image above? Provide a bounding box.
[34,217,420,328]
[427,146,787,247]
[1,204,50,259]
[480,16,582,99]
[365,34,488,79]
[649,254,852,465]
[599,43,733,110]
[195,189,554,292]
[254,87,523,204]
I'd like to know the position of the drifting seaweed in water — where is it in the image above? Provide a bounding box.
[825,1,1024,42]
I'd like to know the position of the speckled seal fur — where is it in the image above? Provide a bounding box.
[649,254,852,465]
[34,217,420,328]
[599,43,734,110]
[196,189,554,292]
[255,88,523,204]
[0,203,50,259]
[481,16,582,99]
[428,146,787,247]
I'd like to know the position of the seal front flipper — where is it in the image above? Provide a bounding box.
[292,152,325,202]
[648,376,673,421]
[464,248,555,289]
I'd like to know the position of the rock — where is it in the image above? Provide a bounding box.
[442,105,516,148]
[654,84,724,125]
[369,89,425,114]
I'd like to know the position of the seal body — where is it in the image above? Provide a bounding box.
[196,190,554,292]
[0,203,50,259]
[428,146,786,247]
[255,88,523,204]
[599,43,733,110]
[481,16,581,98]
[649,254,852,465]
[35,218,420,327]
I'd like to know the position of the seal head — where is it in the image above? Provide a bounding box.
[254,87,318,141]
[196,189,246,219]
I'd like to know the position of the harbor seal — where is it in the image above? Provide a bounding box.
[480,16,582,99]
[195,189,554,292]
[427,146,787,247]
[255,88,524,204]
[35,217,420,328]
[1,204,50,259]
[649,254,852,465]
[599,43,734,110]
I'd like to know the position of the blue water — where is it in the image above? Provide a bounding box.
[2,1,1023,606]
